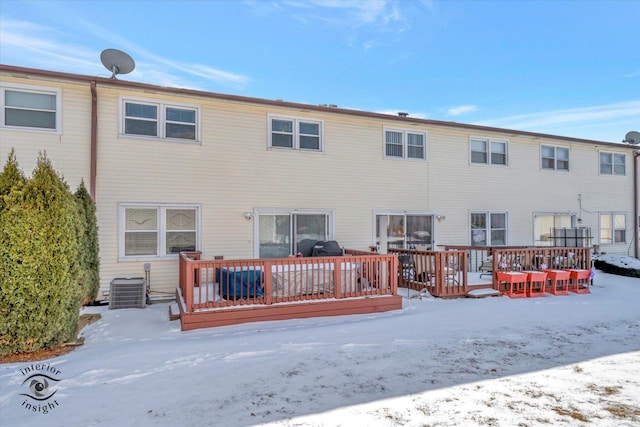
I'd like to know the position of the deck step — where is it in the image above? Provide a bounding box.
[168,303,181,321]
[466,288,501,298]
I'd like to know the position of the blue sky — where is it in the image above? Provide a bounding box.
[1,0,638,143]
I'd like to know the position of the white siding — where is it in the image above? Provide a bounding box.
[2,70,636,298]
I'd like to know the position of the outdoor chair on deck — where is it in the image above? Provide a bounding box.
[398,254,415,282]
[479,257,493,278]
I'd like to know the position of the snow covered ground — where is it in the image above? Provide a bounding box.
[1,262,639,426]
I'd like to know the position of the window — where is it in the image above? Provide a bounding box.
[268,115,322,151]
[256,209,334,258]
[121,98,198,141]
[533,213,574,246]
[599,213,626,245]
[119,204,199,259]
[1,84,60,131]
[599,152,626,176]
[470,138,508,165]
[470,212,507,246]
[384,128,426,160]
[375,213,433,252]
[541,145,569,171]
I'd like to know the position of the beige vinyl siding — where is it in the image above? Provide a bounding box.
[3,69,636,298]
[0,77,91,190]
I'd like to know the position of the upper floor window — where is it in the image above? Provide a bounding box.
[470,138,507,165]
[121,98,198,142]
[599,152,625,176]
[541,145,569,171]
[268,115,323,151]
[470,212,507,246]
[1,84,61,132]
[119,204,200,260]
[384,128,426,160]
[599,213,626,245]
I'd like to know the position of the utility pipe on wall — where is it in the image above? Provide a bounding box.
[90,80,97,201]
[634,150,639,259]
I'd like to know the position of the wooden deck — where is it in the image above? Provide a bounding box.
[176,251,402,331]
[174,246,591,330]
[390,246,591,298]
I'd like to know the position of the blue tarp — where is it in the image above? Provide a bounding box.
[217,268,264,300]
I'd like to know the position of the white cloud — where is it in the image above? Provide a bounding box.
[476,101,640,130]
[0,16,250,90]
[447,105,479,116]
[280,0,411,34]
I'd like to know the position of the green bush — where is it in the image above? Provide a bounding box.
[0,149,26,212]
[0,153,83,355]
[593,259,640,278]
[75,180,100,303]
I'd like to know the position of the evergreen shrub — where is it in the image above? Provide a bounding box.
[0,153,83,355]
[75,180,100,302]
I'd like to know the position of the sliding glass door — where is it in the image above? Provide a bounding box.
[257,210,333,258]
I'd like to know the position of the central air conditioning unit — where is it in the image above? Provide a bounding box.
[109,277,146,309]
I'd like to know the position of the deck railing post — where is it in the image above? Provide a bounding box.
[390,255,397,294]
[264,260,273,305]
[184,258,194,314]
[334,257,342,298]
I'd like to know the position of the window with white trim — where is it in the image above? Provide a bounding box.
[384,128,426,160]
[470,138,508,165]
[268,115,323,151]
[375,212,434,252]
[599,213,626,245]
[1,84,61,131]
[533,213,574,246]
[599,152,626,176]
[541,145,569,171]
[470,212,507,246]
[119,204,199,259]
[121,98,198,142]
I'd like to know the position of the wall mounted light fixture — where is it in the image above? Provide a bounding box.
[243,211,253,220]
[436,215,446,222]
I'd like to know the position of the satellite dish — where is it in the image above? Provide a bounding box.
[100,49,135,79]
[622,131,640,145]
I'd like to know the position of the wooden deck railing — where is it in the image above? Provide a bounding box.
[442,245,591,275]
[488,247,591,276]
[442,245,530,272]
[178,251,398,314]
[388,248,468,298]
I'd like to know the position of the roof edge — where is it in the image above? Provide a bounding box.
[1,63,633,150]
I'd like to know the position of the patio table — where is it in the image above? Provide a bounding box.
[496,271,528,298]
[524,270,547,297]
[543,269,570,295]
[566,269,591,294]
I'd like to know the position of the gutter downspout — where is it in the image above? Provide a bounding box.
[634,150,640,259]
[90,81,97,201]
